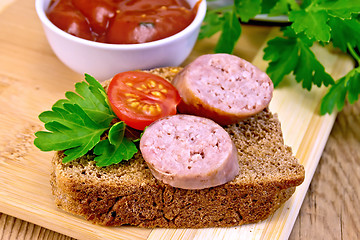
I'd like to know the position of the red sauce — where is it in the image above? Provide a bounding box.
[46,0,199,44]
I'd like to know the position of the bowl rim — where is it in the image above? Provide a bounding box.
[35,0,207,50]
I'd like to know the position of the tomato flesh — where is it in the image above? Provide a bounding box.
[107,71,181,130]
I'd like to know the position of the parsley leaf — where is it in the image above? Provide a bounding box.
[263,35,298,87]
[289,9,331,42]
[328,16,360,52]
[261,0,279,14]
[234,0,261,22]
[267,0,299,16]
[215,8,242,53]
[320,0,360,19]
[321,67,360,114]
[289,0,360,43]
[34,74,139,166]
[93,122,138,167]
[35,103,110,163]
[348,69,360,104]
[292,40,334,90]
[198,10,225,39]
[62,74,114,126]
[199,6,242,54]
[34,75,116,161]
[263,27,334,89]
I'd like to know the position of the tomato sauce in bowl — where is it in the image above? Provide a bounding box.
[46,0,198,44]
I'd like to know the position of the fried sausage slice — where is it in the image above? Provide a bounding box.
[140,114,239,189]
[172,54,274,125]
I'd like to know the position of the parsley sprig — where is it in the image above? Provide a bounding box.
[34,74,138,166]
[200,0,360,114]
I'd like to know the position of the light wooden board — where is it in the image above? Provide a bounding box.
[0,0,354,240]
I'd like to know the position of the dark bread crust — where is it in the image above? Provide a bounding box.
[50,67,305,228]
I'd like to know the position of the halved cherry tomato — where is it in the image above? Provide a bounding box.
[107,71,181,130]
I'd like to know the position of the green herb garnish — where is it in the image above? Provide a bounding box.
[93,121,138,167]
[34,74,138,166]
[200,0,360,114]
[320,67,360,114]
[263,27,334,90]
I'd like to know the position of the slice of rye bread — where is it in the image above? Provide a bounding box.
[50,67,305,228]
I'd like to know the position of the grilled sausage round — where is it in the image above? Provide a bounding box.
[172,54,274,125]
[140,114,239,189]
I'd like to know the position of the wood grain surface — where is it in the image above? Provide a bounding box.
[1,101,359,240]
[290,99,360,240]
[0,0,359,239]
[2,101,359,240]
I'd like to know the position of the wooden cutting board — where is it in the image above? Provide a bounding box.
[0,0,354,239]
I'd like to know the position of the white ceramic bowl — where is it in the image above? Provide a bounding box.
[35,0,207,81]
